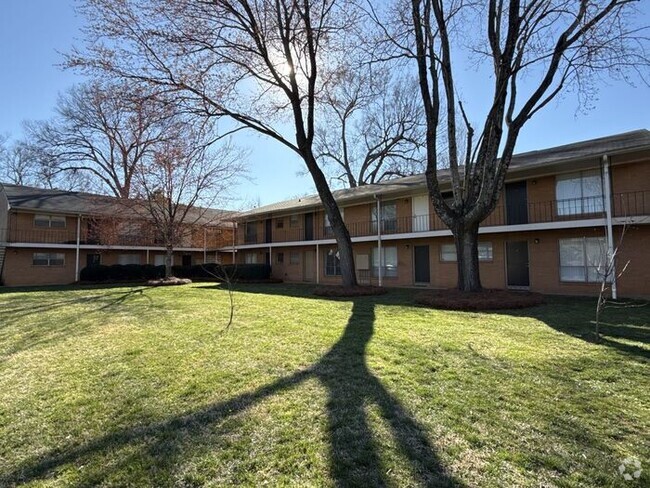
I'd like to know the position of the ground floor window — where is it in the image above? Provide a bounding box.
[118,254,141,265]
[559,237,609,282]
[32,252,65,266]
[325,249,341,276]
[86,254,101,267]
[372,246,398,278]
[245,253,258,264]
[440,242,493,262]
[154,254,167,266]
[276,252,284,264]
[290,251,300,265]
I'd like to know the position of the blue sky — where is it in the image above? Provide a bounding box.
[1,0,648,207]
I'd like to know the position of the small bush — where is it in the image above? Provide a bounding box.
[80,263,271,282]
[414,288,544,310]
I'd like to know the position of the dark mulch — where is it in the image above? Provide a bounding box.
[146,277,193,287]
[313,285,388,298]
[415,288,544,310]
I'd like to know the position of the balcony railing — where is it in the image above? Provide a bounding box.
[236,191,650,245]
[1,227,231,249]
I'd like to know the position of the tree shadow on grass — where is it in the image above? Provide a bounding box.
[1,298,458,487]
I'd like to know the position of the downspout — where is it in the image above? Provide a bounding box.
[375,194,382,287]
[602,155,617,299]
[75,215,81,282]
[316,243,320,284]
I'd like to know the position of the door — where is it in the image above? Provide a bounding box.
[303,250,315,282]
[506,241,530,287]
[86,254,101,267]
[265,218,273,243]
[412,195,430,232]
[413,245,430,284]
[182,254,192,266]
[304,213,314,241]
[506,181,528,225]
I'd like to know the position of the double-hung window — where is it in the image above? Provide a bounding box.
[34,215,66,228]
[556,170,604,216]
[245,221,258,244]
[440,242,493,262]
[371,246,398,278]
[371,201,397,233]
[559,237,609,282]
[324,209,344,237]
[325,249,341,276]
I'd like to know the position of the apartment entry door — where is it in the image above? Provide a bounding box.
[412,195,430,232]
[413,245,430,284]
[506,241,530,287]
[303,250,315,282]
[304,213,314,241]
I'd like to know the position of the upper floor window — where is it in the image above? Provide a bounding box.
[556,170,604,216]
[559,237,609,283]
[289,215,299,228]
[325,249,341,276]
[371,201,397,233]
[371,246,398,278]
[324,209,344,237]
[440,242,493,262]
[34,214,66,229]
[33,252,65,266]
[276,218,284,229]
[245,221,257,244]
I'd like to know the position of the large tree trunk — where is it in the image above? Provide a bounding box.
[453,222,481,292]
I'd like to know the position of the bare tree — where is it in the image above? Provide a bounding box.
[24,82,174,198]
[130,118,244,279]
[372,0,648,291]
[68,0,363,287]
[315,67,425,188]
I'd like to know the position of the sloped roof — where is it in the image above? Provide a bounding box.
[0,184,237,227]
[239,129,650,218]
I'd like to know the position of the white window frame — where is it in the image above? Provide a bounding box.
[244,253,258,264]
[372,246,398,278]
[34,214,67,229]
[118,254,142,265]
[371,201,398,233]
[32,252,65,266]
[289,251,300,265]
[440,242,493,262]
[559,237,609,283]
[556,170,605,216]
[325,249,342,276]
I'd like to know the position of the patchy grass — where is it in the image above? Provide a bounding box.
[0,283,648,487]
[415,288,545,310]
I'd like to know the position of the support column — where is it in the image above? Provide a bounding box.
[603,154,617,299]
[146,249,150,264]
[75,215,81,282]
[316,243,320,284]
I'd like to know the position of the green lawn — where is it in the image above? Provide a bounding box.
[0,283,648,487]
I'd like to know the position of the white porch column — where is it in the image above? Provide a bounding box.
[602,154,617,299]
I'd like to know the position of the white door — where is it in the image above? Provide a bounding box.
[412,195,430,232]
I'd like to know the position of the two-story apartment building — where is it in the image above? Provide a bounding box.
[232,130,650,297]
[0,184,235,286]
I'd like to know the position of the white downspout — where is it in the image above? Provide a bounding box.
[316,243,320,284]
[375,195,382,287]
[75,215,81,281]
[602,155,617,299]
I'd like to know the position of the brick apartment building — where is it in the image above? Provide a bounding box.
[0,186,235,287]
[232,130,650,297]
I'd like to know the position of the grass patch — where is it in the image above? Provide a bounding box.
[0,283,648,487]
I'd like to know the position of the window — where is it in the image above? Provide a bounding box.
[34,215,66,228]
[154,255,166,266]
[556,170,604,216]
[276,252,285,264]
[371,246,398,278]
[245,222,258,244]
[289,215,299,228]
[245,253,258,264]
[559,237,609,282]
[324,209,344,237]
[290,251,300,265]
[276,219,284,229]
[325,249,342,276]
[118,254,141,265]
[371,201,397,233]
[440,242,493,262]
[32,252,65,266]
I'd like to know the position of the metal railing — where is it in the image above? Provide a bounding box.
[235,191,650,245]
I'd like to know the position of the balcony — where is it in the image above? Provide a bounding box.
[235,191,650,245]
[1,227,231,249]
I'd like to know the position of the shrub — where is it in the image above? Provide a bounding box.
[80,263,271,282]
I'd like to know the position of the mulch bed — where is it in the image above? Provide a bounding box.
[146,277,193,286]
[415,288,544,310]
[313,285,388,298]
